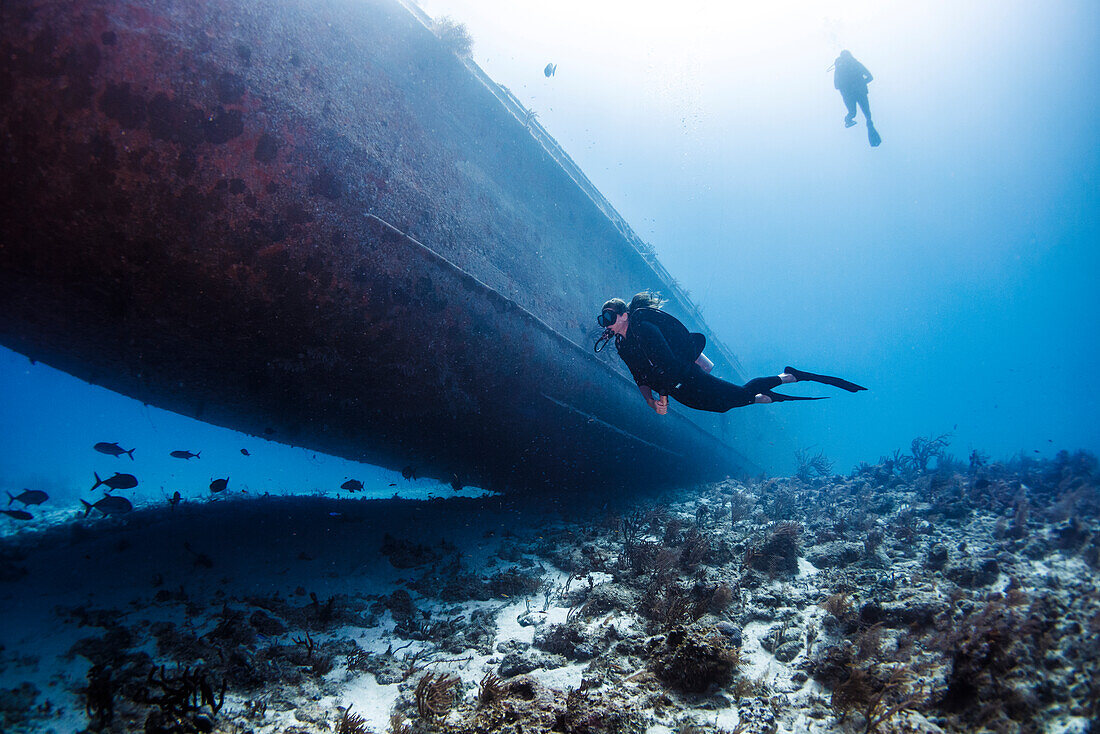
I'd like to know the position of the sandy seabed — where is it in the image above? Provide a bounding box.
[1,448,1098,734]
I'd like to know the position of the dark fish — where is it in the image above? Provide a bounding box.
[210,477,229,493]
[81,495,133,516]
[450,473,463,492]
[240,448,250,456]
[170,450,201,460]
[91,472,138,491]
[169,491,182,509]
[1,509,33,521]
[94,442,135,460]
[184,542,213,568]
[8,489,48,506]
[401,466,417,481]
[341,479,364,492]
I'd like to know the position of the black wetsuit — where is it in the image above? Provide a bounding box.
[615,308,786,412]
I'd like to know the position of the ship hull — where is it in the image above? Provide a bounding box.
[0,0,789,491]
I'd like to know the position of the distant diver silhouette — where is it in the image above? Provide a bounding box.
[595,292,866,415]
[832,50,880,147]
[544,62,557,78]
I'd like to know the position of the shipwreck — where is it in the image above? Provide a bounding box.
[0,0,792,492]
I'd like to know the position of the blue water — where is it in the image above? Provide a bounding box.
[3,0,1099,520]
[418,0,1100,470]
[0,347,481,515]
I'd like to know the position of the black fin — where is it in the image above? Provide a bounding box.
[785,367,867,392]
[766,391,828,403]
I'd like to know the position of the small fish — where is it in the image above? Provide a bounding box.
[209,477,229,493]
[401,466,417,481]
[341,479,364,492]
[8,489,48,506]
[81,495,133,516]
[1,509,33,521]
[94,442,135,460]
[170,450,201,460]
[184,542,213,568]
[240,448,250,456]
[91,472,138,491]
[169,491,182,509]
[450,474,463,492]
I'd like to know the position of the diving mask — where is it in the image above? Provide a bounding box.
[596,308,619,328]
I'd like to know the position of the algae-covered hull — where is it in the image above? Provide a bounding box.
[0,0,790,491]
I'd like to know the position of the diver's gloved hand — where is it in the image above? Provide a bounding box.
[655,395,669,415]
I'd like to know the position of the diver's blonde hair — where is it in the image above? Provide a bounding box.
[601,291,665,318]
[628,290,666,313]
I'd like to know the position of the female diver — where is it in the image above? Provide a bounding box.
[595,292,866,415]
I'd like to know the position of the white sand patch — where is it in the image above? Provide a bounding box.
[528,661,586,690]
[1047,715,1092,734]
[740,621,781,682]
[587,571,614,585]
[714,708,742,730]
[490,599,536,642]
[322,671,401,734]
[797,557,820,577]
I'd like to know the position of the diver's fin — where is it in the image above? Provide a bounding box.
[785,366,867,393]
[765,391,828,403]
[867,123,881,147]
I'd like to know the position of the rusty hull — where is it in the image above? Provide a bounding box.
[0,0,788,491]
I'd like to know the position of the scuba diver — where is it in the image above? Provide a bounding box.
[832,50,880,147]
[594,292,866,415]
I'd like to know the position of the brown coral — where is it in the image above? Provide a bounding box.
[649,625,740,694]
